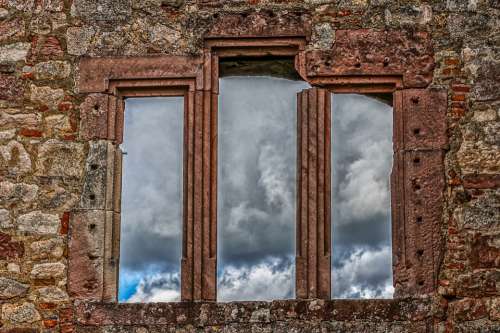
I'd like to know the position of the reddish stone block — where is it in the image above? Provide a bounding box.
[305,30,434,88]
[463,174,500,189]
[79,94,109,140]
[471,234,500,269]
[0,74,24,101]
[0,18,25,43]
[19,128,43,137]
[0,232,24,259]
[43,319,58,328]
[60,212,70,235]
[29,36,64,61]
[451,94,466,101]
[451,298,487,322]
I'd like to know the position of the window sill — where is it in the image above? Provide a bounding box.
[75,298,435,328]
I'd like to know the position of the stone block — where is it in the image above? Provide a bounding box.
[0,208,12,228]
[36,286,69,302]
[68,210,105,300]
[66,26,95,56]
[30,262,66,279]
[79,94,109,140]
[17,211,60,235]
[33,61,71,80]
[0,43,31,62]
[1,302,40,324]
[0,74,24,101]
[0,277,29,300]
[35,139,85,178]
[30,237,64,259]
[0,181,38,204]
[29,84,65,111]
[0,232,24,259]
[0,141,32,175]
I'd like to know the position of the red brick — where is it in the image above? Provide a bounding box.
[451,94,466,102]
[43,319,58,328]
[451,84,471,92]
[60,212,70,235]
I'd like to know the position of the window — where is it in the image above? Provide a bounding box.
[72,35,446,304]
[119,97,184,302]
[217,76,309,301]
[330,94,393,299]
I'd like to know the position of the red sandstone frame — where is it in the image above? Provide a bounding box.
[72,30,447,302]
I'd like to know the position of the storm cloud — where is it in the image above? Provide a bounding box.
[118,78,394,302]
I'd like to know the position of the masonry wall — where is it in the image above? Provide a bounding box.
[0,0,499,332]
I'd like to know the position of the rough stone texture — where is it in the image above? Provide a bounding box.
[17,211,60,235]
[1,302,41,324]
[0,0,498,331]
[30,262,66,279]
[0,277,29,300]
[35,140,85,178]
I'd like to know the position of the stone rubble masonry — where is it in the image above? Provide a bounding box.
[0,0,498,332]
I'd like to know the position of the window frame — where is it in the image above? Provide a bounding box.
[71,33,446,303]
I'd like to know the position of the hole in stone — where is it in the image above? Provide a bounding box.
[413,128,421,135]
[413,157,420,164]
[89,194,96,201]
[93,105,99,111]
[414,184,421,191]
[416,216,423,223]
[90,164,98,170]
[411,96,420,104]
[383,57,390,67]
[418,280,425,286]
[416,249,424,257]
[89,223,96,230]
[354,62,361,68]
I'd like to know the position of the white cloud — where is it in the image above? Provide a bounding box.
[332,246,393,299]
[126,272,180,303]
[218,257,294,301]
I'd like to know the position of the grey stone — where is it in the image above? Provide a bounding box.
[0,208,12,228]
[1,302,40,324]
[0,43,31,62]
[36,286,69,302]
[71,0,131,22]
[80,141,110,209]
[0,277,29,300]
[33,61,71,80]
[17,211,60,235]
[30,262,66,279]
[0,181,38,205]
[66,26,95,56]
[35,139,85,178]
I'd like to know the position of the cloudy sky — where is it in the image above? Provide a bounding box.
[118,77,393,302]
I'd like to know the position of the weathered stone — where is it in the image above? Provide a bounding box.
[33,61,71,80]
[0,8,8,19]
[0,277,29,300]
[66,26,96,56]
[0,232,24,259]
[44,114,73,136]
[310,23,334,49]
[71,0,132,22]
[0,74,24,101]
[17,211,60,235]
[30,262,66,279]
[0,43,31,62]
[38,183,79,210]
[68,210,105,300]
[7,263,20,273]
[0,110,41,129]
[35,139,85,178]
[36,286,69,302]
[0,141,32,175]
[0,208,12,228]
[80,141,110,209]
[34,0,64,12]
[79,94,109,140]
[0,18,25,43]
[457,140,500,174]
[29,35,64,60]
[30,238,64,259]
[456,191,499,230]
[29,84,65,110]
[0,181,38,204]
[0,129,16,140]
[1,302,41,324]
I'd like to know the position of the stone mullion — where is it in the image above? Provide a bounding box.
[296,88,331,299]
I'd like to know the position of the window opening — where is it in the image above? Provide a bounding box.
[118,97,184,302]
[217,76,309,301]
[331,93,394,299]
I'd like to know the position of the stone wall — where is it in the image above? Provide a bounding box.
[0,0,499,332]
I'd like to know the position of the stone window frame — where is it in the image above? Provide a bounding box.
[71,32,447,303]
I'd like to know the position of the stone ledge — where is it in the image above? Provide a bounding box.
[75,298,434,327]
